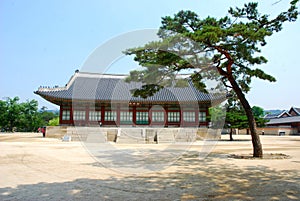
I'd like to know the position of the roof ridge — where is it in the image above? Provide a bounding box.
[78,71,129,76]
[77,72,128,79]
[292,107,300,115]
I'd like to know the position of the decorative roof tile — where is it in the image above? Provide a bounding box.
[266,116,300,125]
[35,72,226,105]
[289,107,300,116]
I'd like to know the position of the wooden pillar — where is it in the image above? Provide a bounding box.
[59,106,63,125]
[148,104,151,126]
[180,107,183,127]
[165,105,168,127]
[116,104,120,126]
[206,107,209,127]
[70,105,74,126]
[85,105,89,126]
[195,105,199,126]
[133,105,136,126]
[101,105,105,126]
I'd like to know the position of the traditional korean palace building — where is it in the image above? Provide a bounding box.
[35,71,225,127]
[265,107,300,134]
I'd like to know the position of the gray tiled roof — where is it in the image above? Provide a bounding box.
[35,72,226,105]
[264,112,285,119]
[266,116,300,125]
[291,107,300,115]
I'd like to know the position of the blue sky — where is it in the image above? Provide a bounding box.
[1,0,299,110]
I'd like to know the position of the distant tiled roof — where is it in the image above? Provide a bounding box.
[278,111,292,118]
[264,110,288,119]
[266,116,300,125]
[35,72,226,105]
[264,114,278,119]
[290,107,300,115]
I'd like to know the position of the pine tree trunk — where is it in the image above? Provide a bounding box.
[229,128,234,141]
[228,76,263,158]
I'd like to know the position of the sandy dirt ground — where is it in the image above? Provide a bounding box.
[0,133,299,201]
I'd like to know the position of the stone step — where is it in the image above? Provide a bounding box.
[116,128,146,144]
[145,129,157,144]
[157,129,176,143]
[85,132,107,143]
[174,129,197,142]
[51,126,210,143]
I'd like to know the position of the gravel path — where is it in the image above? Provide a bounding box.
[0,133,299,200]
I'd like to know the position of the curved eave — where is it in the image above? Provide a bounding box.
[34,91,225,107]
[34,91,66,106]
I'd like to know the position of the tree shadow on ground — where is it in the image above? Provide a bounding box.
[219,139,251,141]
[0,151,299,201]
[83,143,219,173]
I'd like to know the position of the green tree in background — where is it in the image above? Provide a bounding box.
[0,97,59,132]
[48,117,59,126]
[251,105,267,128]
[0,97,22,132]
[0,99,8,130]
[19,99,42,132]
[39,107,58,126]
[125,1,299,157]
[225,96,267,140]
